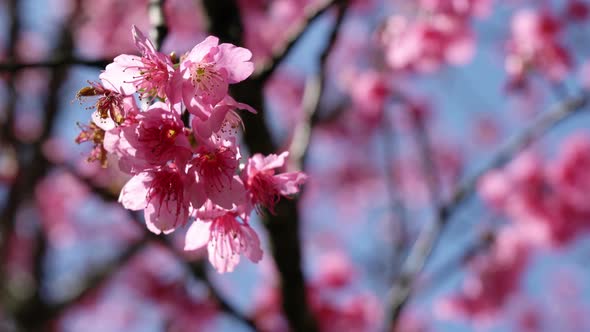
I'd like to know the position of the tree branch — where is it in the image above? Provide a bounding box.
[386,93,589,331]
[2,2,80,329]
[253,0,342,83]
[289,0,349,170]
[201,1,330,331]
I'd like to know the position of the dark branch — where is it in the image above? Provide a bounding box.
[187,261,259,330]
[253,0,342,83]
[289,0,349,170]
[148,0,168,51]
[202,1,327,331]
[386,93,589,331]
[2,3,80,330]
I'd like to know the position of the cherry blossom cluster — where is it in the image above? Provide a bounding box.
[439,133,590,323]
[380,0,491,73]
[479,134,590,247]
[75,26,307,273]
[505,9,571,90]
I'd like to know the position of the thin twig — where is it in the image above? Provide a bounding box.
[187,261,259,330]
[412,112,442,208]
[386,93,589,331]
[380,108,409,279]
[289,0,349,170]
[253,0,342,83]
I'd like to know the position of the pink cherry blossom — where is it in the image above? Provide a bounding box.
[189,135,240,204]
[184,213,263,273]
[121,102,191,170]
[119,163,205,234]
[242,151,307,213]
[99,26,175,99]
[191,95,256,141]
[179,36,254,117]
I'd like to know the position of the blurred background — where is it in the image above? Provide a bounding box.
[2,0,590,331]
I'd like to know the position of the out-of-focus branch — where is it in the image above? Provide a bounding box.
[1,2,81,330]
[381,109,409,279]
[420,229,495,296]
[289,0,349,170]
[386,93,589,331]
[0,0,19,144]
[22,236,149,329]
[201,0,243,46]
[412,113,442,208]
[187,261,259,330]
[0,57,109,72]
[253,0,343,83]
[148,0,168,50]
[202,1,330,331]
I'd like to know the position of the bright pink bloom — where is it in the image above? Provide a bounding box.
[119,163,205,234]
[191,95,256,141]
[242,152,307,213]
[100,26,175,99]
[179,36,254,117]
[184,213,263,273]
[121,102,191,170]
[189,135,240,203]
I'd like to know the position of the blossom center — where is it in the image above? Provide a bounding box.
[190,63,224,96]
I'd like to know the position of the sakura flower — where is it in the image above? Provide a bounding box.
[179,36,254,117]
[191,95,256,141]
[121,102,192,170]
[119,163,205,234]
[189,135,242,207]
[184,213,263,273]
[100,26,175,99]
[242,151,307,213]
